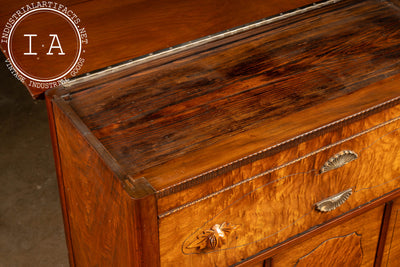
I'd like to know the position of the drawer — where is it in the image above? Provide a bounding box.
[272,204,384,266]
[158,109,400,266]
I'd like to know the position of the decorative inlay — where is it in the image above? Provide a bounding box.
[295,232,362,266]
[172,121,400,256]
[320,150,358,174]
[315,189,353,212]
[186,222,238,251]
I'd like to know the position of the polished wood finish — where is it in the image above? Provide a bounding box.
[295,233,362,266]
[249,261,266,267]
[375,202,393,267]
[62,0,400,198]
[42,0,400,266]
[157,104,400,215]
[45,94,75,266]
[382,198,400,266]
[50,98,160,266]
[158,112,400,266]
[0,0,317,98]
[237,190,400,267]
[272,206,384,266]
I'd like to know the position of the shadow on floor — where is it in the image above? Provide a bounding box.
[0,54,69,266]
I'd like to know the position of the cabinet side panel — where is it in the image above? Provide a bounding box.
[52,100,142,266]
[45,95,75,266]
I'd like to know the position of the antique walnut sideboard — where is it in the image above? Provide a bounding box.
[13,0,400,266]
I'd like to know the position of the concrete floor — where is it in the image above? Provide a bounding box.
[0,55,69,266]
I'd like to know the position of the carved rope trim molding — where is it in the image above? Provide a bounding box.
[159,115,400,218]
[158,96,400,198]
[179,126,400,255]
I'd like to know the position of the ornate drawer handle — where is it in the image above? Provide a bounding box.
[320,150,358,174]
[315,188,353,212]
[186,222,238,251]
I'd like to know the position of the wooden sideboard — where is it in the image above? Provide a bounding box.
[44,0,400,266]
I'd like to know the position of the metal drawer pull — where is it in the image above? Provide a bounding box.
[320,150,358,174]
[187,222,238,251]
[315,189,353,212]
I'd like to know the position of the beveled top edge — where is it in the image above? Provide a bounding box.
[52,95,157,199]
[156,96,400,198]
[50,0,400,200]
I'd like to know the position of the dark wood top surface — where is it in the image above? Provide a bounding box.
[57,0,400,194]
[0,0,316,98]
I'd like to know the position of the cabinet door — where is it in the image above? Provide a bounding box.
[271,205,384,266]
[382,198,400,266]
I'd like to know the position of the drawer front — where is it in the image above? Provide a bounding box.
[272,204,384,266]
[157,104,400,215]
[158,112,400,266]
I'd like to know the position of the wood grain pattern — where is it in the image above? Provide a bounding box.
[41,1,400,265]
[374,201,393,267]
[382,197,400,266]
[158,109,400,266]
[237,190,400,267]
[295,233,362,267]
[272,206,384,266]
[45,93,75,266]
[158,104,400,216]
[58,0,400,196]
[248,260,266,267]
[0,0,318,98]
[51,98,160,266]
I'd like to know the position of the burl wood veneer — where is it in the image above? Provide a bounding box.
[272,205,384,266]
[159,105,400,266]
[45,0,400,266]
